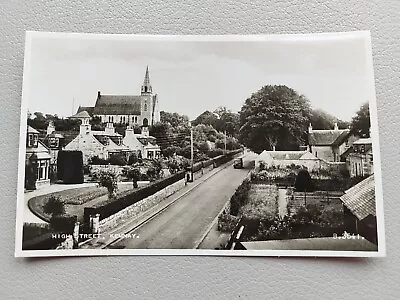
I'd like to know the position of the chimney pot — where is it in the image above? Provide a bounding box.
[98,91,101,98]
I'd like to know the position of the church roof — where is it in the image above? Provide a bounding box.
[93,95,142,115]
[308,129,350,146]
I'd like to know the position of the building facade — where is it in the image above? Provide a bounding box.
[308,123,353,162]
[123,126,161,159]
[346,138,373,178]
[25,126,51,189]
[77,66,160,127]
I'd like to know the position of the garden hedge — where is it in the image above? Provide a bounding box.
[57,150,84,184]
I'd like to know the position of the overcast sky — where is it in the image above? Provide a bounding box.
[26,33,375,122]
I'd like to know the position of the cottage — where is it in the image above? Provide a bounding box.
[64,111,131,163]
[346,138,373,178]
[256,150,320,171]
[123,126,161,159]
[308,123,352,162]
[25,126,51,189]
[340,175,377,244]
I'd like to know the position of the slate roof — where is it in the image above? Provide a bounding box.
[353,138,372,145]
[340,175,376,220]
[70,110,91,119]
[77,106,94,115]
[93,95,142,115]
[308,129,350,146]
[27,126,39,134]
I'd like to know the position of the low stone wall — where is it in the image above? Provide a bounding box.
[99,178,186,232]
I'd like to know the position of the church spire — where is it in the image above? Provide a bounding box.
[141,65,152,95]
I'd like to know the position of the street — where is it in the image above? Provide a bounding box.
[106,153,256,249]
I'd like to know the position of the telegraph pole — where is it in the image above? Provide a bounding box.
[190,121,194,180]
[224,129,227,153]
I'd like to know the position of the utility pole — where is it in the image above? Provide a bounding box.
[189,121,194,180]
[224,129,227,153]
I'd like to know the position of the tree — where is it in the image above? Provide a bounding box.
[350,102,370,137]
[239,85,312,153]
[160,111,189,127]
[97,170,119,199]
[294,169,314,192]
[310,108,349,130]
[43,196,65,216]
[126,168,141,188]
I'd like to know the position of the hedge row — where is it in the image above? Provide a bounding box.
[84,149,242,225]
[86,170,186,222]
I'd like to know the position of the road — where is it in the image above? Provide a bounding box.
[107,153,256,249]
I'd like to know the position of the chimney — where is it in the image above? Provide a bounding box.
[141,126,149,137]
[47,121,55,135]
[105,122,115,135]
[308,123,313,133]
[97,91,101,98]
[334,123,339,130]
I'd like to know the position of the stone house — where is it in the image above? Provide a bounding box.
[308,123,353,162]
[25,125,51,189]
[64,111,131,164]
[345,138,373,178]
[123,126,161,159]
[255,150,320,171]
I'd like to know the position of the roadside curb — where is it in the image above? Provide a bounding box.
[194,169,251,249]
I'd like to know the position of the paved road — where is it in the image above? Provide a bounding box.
[108,154,256,249]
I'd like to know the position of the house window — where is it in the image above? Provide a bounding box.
[28,134,33,147]
[147,151,154,159]
[37,160,48,180]
[49,137,59,148]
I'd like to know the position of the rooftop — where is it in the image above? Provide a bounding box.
[340,175,376,220]
[308,129,350,146]
[93,94,142,115]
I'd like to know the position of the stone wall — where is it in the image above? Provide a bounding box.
[99,178,186,232]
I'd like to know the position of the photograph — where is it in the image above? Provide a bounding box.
[15,31,385,257]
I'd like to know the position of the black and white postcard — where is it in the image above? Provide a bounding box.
[15,31,385,257]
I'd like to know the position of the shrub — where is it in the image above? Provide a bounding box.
[126,167,141,188]
[89,171,185,221]
[57,150,84,183]
[294,170,314,192]
[50,214,77,233]
[230,179,251,216]
[128,153,139,165]
[109,153,128,166]
[97,170,119,199]
[43,196,65,216]
[88,155,109,165]
[218,214,240,232]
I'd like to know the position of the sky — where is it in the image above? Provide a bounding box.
[26,33,375,122]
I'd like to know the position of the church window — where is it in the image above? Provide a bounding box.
[144,103,147,111]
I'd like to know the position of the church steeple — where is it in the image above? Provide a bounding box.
[141,66,152,95]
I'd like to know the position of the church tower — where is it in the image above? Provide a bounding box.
[141,66,152,95]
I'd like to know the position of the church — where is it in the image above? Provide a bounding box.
[77,66,160,126]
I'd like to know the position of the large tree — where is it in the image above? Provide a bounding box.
[350,102,370,137]
[310,108,349,130]
[160,111,189,127]
[239,85,311,153]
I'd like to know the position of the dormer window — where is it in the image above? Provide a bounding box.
[27,133,39,148]
[49,137,59,148]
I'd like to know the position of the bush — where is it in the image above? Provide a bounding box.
[294,169,315,192]
[88,155,109,165]
[43,195,65,216]
[57,151,84,184]
[50,214,77,233]
[97,170,119,199]
[88,171,185,221]
[109,153,128,166]
[230,179,251,216]
[218,214,240,232]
